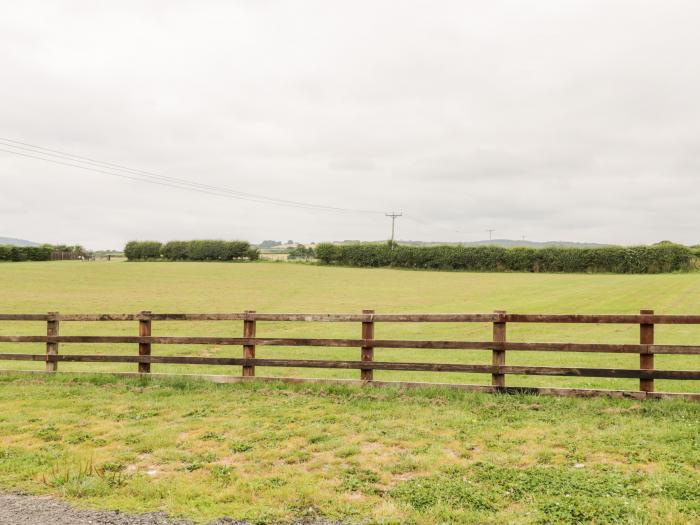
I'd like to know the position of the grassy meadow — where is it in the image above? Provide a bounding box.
[0,261,699,523]
[0,260,699,391]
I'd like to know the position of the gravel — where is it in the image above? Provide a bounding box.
[0,492,342,525]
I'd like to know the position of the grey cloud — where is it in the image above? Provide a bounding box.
[1,0,699,248]
[329,158,376,171]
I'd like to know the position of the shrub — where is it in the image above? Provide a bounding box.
[9,247,27,262]
[0,245,52,262]
[124,241,162,260]
[161,241,189,260]
[315,243,338,264]
[123,241,138,260]
[184,240,250,261]
[222,241,252,260]
[29,245,53,261]
[314,242,694,274]
[126,240,255,261]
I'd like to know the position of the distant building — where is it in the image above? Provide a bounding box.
[259,252,289,261]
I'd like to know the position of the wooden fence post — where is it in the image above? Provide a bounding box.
[46,311,59,372]
[243,310,256,377]
[361,309,375,381]
[640,309,654,393]
[138,311,152,374]
[492,310,506,389]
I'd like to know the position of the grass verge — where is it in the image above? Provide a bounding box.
[0,373,698,524]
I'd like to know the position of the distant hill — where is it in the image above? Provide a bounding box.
[457,239,611,249]
[0,237,40,247]
[334,239,613,249]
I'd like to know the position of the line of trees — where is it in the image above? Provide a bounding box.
[0,245,53,261]
[124,240,259,261]
[314,242,696,274]
[0,244,88,262]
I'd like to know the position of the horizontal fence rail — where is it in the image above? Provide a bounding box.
[5,312,700,324]
[0,310,699,400]
[3,337,700,355]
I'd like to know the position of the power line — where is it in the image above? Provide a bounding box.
[0,137,370,212]
[0,147,341,211]
[0,139,383,213]
[0,138,385,215]
[0,138,518,241]
[486,228,496,241]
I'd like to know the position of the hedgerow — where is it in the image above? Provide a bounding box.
[124,241,163,260]
[0,245,53,261]
[314,242,694,274]
[124,240,258,261]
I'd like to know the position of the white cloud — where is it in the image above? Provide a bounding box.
[1,0,699,248]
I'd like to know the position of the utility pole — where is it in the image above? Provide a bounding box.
[486,229,496,241]
[386,212,402,245]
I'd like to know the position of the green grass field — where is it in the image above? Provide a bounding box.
[1,261,699,392]
[0,261,699,524]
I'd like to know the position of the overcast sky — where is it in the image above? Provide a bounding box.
[1,1,699,249]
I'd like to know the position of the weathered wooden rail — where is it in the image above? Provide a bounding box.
[0,310,699,400]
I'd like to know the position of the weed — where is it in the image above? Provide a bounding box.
[536,450,556,465]
[662,477,700,501]
[66,432,93,444]
[389,455,419,475]
[41,460,128,498]
[101,462,125,473]
[200,432,225,442]
[284,451,311,464]
[470,462,645,501]
[252,477,287,489]
[210,465,236,486]
[390,474,494,512]
[340,467,380,494]
[307,434,332,445]
[335,446,360,458]
[183,407,211,418]
[115,409,159,421]
[35,425,61,442]
[537,496,636,524]
[230,442,253,453]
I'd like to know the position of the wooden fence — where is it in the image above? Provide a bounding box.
[0,310,699,400]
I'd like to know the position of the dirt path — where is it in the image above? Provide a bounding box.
[0,492,339,525]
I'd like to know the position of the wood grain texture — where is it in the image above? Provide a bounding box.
[492,310,506,388]
[2,354,697,379]
[2,336,700,354]
[45,312,59,372]
[138,311,152,374]
[361,309,375,381]
[5,312,700,324]
[640,309,655,393]
[242,310,256,377]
